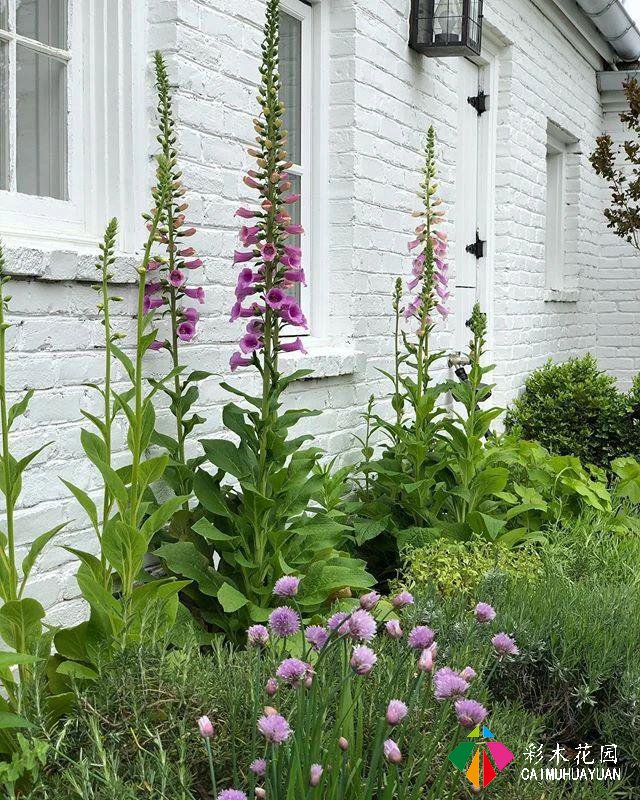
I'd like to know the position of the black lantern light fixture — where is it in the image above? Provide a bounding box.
[409,0,484,57]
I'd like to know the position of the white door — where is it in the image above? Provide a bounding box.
[453,57,493,355]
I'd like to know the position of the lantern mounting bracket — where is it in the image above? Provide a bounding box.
[467,90,489,116]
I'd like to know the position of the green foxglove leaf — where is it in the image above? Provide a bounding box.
[0,712,33,730]
[0,599,45,649]
[7,389,34,430]
[56,661,99,681]
[200,439,256,481]
[20,523,66,588]
[0,653,40,669]
[217,583,248,613]
[155,541,220,597]
[61,480,99,531]
[192,518,238,545]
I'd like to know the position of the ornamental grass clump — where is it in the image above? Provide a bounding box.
[196,580,512,800]
[159,0,372,641]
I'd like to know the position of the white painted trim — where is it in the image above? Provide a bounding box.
[474,31,500,366]
[280,0,328,341]
[0,0,148,260]
[536,0,616,68]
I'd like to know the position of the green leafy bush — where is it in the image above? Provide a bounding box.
[403,536,543,597]
[504,354,633,468]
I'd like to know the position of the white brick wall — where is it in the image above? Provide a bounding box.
[595,81,640,388]
[0,0,629,621]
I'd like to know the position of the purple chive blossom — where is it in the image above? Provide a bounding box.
[385,619,403,639]
[392,591,414,609]
[247,624,269,647]
[383,739,402,765]
[309,764,323,787]
[418,646,436,673]
[250,758,267,777]
[328,611,350,635]
[258,714,292,744]
[408,625,436,650]
[350,646,377,676]
[276,658,308,688]
[218,792,247,800]
[305,625,329,652]
[268,606,300,638]
[433,667,469,701]
[492,632,519,657]
[460,666,477,682]
[198,716,214,738]
[273,576,300,597]
[177,321,196,341]
[475,602,496,623]
[360,591,381,611]
[348,610,377,643]
[386,700,408,726]
[265,678,278,697]
[455,699,488,729]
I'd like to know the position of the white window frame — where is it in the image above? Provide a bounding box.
[0,0,85,241]
[0,0,147,256]
[280,0,313,331]
[279,0,329,340]
[545,128,567,292]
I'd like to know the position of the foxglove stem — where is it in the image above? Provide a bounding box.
[98,219,118,587]
[0,242,16,605]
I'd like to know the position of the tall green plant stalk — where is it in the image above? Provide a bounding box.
[155,53,187,479]
[0,245,17,606]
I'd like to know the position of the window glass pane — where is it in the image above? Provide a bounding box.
[17,45,67,199]
[17,0,67,49]
[279,10,301,165]
[287,172,302,304]
[0,1,8,29]
[0,43,7,190]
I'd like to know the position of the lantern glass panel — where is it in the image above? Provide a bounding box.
[468,0,481,49]
[434,0,463,45]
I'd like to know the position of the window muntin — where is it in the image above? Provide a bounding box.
[0,0,70,200]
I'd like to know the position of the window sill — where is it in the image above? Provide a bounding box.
[280,341,366,381]
[2,239,139,283]
[543,289,579,304]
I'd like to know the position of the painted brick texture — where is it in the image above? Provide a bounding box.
[0,0,630,622]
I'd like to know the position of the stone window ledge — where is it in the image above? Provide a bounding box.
[281,341,366,381]
[543,289,579,303]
